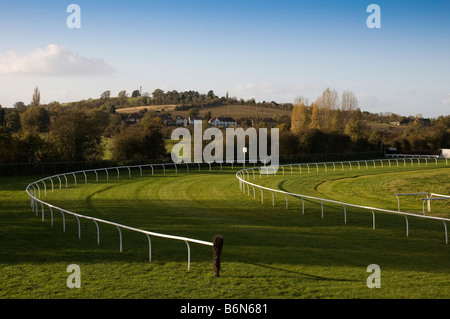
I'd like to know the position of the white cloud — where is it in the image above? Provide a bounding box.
[0,44,115,76]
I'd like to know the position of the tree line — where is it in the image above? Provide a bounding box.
[59,88,293,114]
[286,88,449,155]
[0,86,448,169]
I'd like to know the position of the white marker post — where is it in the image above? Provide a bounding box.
[243,147,247,169]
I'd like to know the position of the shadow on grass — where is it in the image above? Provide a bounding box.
[245,262,358,282]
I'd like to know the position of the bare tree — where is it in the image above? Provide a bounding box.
[341,90,358,112]
[313,88,338,131]
[319,88,339,110]
[341,90,358,127]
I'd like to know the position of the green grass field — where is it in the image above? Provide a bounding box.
[0,160,449,299]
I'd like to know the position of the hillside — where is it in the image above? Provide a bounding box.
[116,104,293,119]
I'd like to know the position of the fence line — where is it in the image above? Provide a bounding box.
[236,158,449,244]
[25,162,220,271]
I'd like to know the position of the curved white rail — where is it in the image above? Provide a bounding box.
[26,163,214,271]
[236,158,449,244]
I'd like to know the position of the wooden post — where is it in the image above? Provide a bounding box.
[213,235,224,277]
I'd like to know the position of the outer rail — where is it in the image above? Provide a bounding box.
[236,158,449,244]
[26,163,215,271]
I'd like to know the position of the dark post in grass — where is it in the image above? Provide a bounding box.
[213,235,224,277]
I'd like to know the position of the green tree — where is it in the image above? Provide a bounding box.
[20,106,50,133]
[0,128,13,163]
[152,89,165,105]
[111,125,167,161]
[132,90,141,98]
[14,101,27,112]
[12,131,49,163]
[49,109,105,161]
[207,90,215,100]
[100,90,111,104]
[117,90,129,107]
[203,111,212,120]
[187,108,200,118]
[5,111,21,132]
[0,106,5,126]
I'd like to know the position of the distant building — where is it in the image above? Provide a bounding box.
[439,149,450,158]
[208,116,237,128]
[124,113,142,125]
[156,114,175,126]
[176,116,188,127]
[400,118,410,125]
[415,117,431,127]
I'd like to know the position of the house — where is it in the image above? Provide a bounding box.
[439,149,450,158]
[208,116,237,128]
[400,118,410,125]
[176,116,188,127]
[156,114,175,126]
[124,113,142,124]
[415,117,431,127]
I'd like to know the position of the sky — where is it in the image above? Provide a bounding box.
[0,0,449,118]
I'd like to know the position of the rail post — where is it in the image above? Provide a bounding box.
[93,220,100,245]
[74,215,81,239]
[443,221,448,245]
[185,241,191,271]
[146,234,152,262]
[213,235,224,277]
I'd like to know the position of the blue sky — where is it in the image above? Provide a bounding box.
[0,0,449,117]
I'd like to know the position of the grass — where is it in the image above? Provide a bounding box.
[0,160,449,299]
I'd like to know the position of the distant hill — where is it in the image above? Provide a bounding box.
[116,104,293,119]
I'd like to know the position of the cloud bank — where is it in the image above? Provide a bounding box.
[0,44,115,76]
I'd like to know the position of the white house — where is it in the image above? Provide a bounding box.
[439,149,450,158]
[208,116,237,128]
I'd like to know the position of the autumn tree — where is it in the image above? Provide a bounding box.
[345,108,364,142]
[291,98,310,135]
[331,109,343,132]
[308,103,320,130]
[314,88,339,132]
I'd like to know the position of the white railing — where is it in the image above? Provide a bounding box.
[236,158,449,244]
[25,163,218,271]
